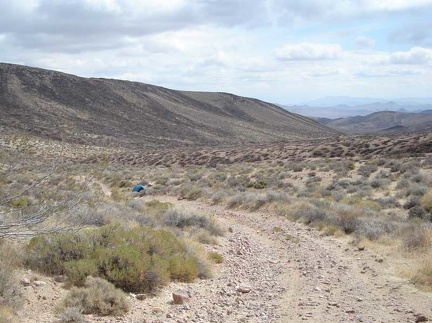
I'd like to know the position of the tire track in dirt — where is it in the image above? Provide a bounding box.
[157,196,432,323]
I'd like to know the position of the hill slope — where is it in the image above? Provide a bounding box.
[0,63,336,148]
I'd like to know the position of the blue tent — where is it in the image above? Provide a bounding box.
[132,184,146,192]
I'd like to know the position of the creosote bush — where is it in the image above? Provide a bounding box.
[25,225,204,293]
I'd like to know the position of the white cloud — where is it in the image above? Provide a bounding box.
[361,0,432,11]
[356,66,425,77]
[275,43,342,61]
[1,0,432,103]
[389,47,432,65]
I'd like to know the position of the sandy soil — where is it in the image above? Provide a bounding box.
[17,196,432,323]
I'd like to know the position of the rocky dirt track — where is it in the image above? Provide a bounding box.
[19,196,432,323]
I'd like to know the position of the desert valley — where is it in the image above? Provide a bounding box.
[1,63,432,323]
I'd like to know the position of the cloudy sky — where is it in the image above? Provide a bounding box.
[1,0,432,104]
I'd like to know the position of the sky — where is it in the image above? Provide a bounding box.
[1,0,432,104]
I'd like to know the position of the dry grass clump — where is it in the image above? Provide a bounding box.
[60,276,130,316]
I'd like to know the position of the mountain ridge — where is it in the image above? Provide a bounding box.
[0,63,337,148]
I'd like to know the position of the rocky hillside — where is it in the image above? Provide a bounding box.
[0,63,337,148]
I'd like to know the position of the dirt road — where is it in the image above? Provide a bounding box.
[20,195,432,322]
[140,196,432,323]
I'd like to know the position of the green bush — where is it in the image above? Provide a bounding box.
[26,225,204,293]
[60,276,130,316]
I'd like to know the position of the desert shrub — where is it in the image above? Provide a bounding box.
[60,276,130,316]
[208,172,227,183]
[291,164,304,172]
[333,179,351,189]
[0,267,21,311]
[331,204,362,234]
[227,195,244,209]
[56,306,86,323]
[319,188,332,198]
[421,190,432,212]
[374,197,400,208]
[227,175,249,189]
[298,208,328,225]
[402,224,432,250]
[405,184,428,198]
[179,184,203,200]
[169,255,199,282]
[355,219,396,240]
[412,261,432,287]
[126,199,146,211]
[358,164,378,178]
[145,199,173,211]
[376,169,391,179]
[396,178,410,190]
[163,210,224,236]
[332,191,345,202]
[26,225,206,293]
[385,160,401,172]
[192,228,219,245]
[247,179,268,189]
[227,193,267,211]
[404,197,420,209]
[266,191,290,203]
[0,242,22,313]
[210,191,229,205]
[370,179,389,189]
[305,176,322,186]
[408,206,429,221]
[208,252,223,264]
[377,158,387,166]
[8,196,31,208]
[410,174,425,184]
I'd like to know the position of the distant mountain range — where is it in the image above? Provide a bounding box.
[281,96,432,119]
[315,110,432,134]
